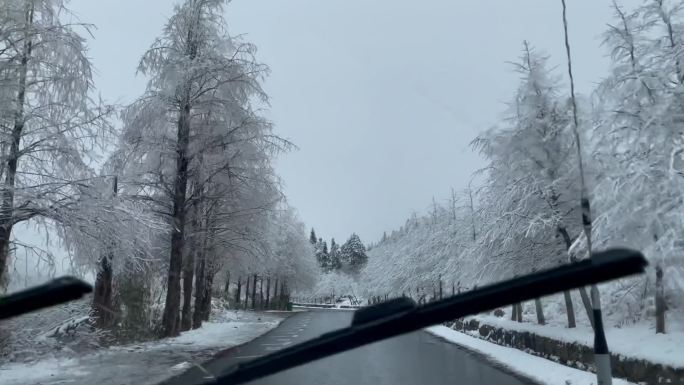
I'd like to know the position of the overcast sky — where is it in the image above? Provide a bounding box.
[68,0,637,244]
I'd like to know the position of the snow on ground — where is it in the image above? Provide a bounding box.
[0,310,284,385]
[426,325,636,385]
[470,314,684,369]
[292,305,357,311]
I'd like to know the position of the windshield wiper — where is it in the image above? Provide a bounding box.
[0,276,93,320]
[214,248,646,385]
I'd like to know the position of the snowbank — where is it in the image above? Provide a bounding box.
[427,325,636,385]
[470,314,684,369]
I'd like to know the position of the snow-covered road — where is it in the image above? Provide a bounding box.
[0,311,285,385]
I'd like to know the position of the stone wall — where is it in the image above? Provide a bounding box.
[450,319,684,385]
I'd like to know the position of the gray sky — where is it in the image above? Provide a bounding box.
[69,0,634,244]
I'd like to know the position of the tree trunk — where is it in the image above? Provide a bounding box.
[511,304,517,321]
[160,19,202,337]
[92,178,118,329]
[251,274,257,310]
[192,249,206,329]
[273,277,279,309]
[180,248,195,332]
[200,268,214,321]
[161,93,192,337]
[468,182,477,241]
[92,255,113,328]
[516,303,523,322]
[578,286,595,329]
[259,277,264,310]
[265,277,271,309]
[223,271,230,300]
[0,3,34,286]
[558,225,593,329]
[439,279,443,300]
[534,298,545,325]
[656,265,665,334]
[235,276,242,308]
[244,275,251,310]
[563,290,576,328]
[279,281,285,310]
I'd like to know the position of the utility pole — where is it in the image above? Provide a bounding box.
[560,1,611,383]
[591,284,611,383]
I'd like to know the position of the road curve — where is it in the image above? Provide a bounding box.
[160,309,539,385]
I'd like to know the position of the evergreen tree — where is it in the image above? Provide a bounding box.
[310,228,317,245]
[329,238,342,271]
[314,237,331,271]
[340,233,368,274]
[321,241,330,271]
[313,237,322,266]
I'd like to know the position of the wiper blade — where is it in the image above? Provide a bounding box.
[214,248,646,385]
[0,276,93,320]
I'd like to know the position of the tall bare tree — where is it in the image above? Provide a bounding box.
[0,0,110,287]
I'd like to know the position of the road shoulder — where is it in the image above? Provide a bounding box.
[426,325,636,385]
[0,310,288,385]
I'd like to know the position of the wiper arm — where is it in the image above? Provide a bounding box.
[0,276,93,320]
[214,248,646,385]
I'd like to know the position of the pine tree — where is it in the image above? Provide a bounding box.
[310,228,317,245]
[329,238,342,271]
[321,241,330,271]
[340,233,368,274]
[314,237,325,270]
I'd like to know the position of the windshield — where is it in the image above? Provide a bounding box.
[0,1,681,385]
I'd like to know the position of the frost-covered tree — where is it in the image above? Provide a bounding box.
[0,0,110,286]
[586,0,684,320]
[471,42,596,326]
[356,1,684,332]
[120,0,292,336]
[58,171,163,330]
[340,233,367,274]
[263,206,317,292]
[472,42,577,272]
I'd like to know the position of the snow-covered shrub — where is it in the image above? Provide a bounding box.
[0,298,104,363]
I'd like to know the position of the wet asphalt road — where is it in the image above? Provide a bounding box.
[161,309,538,385]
